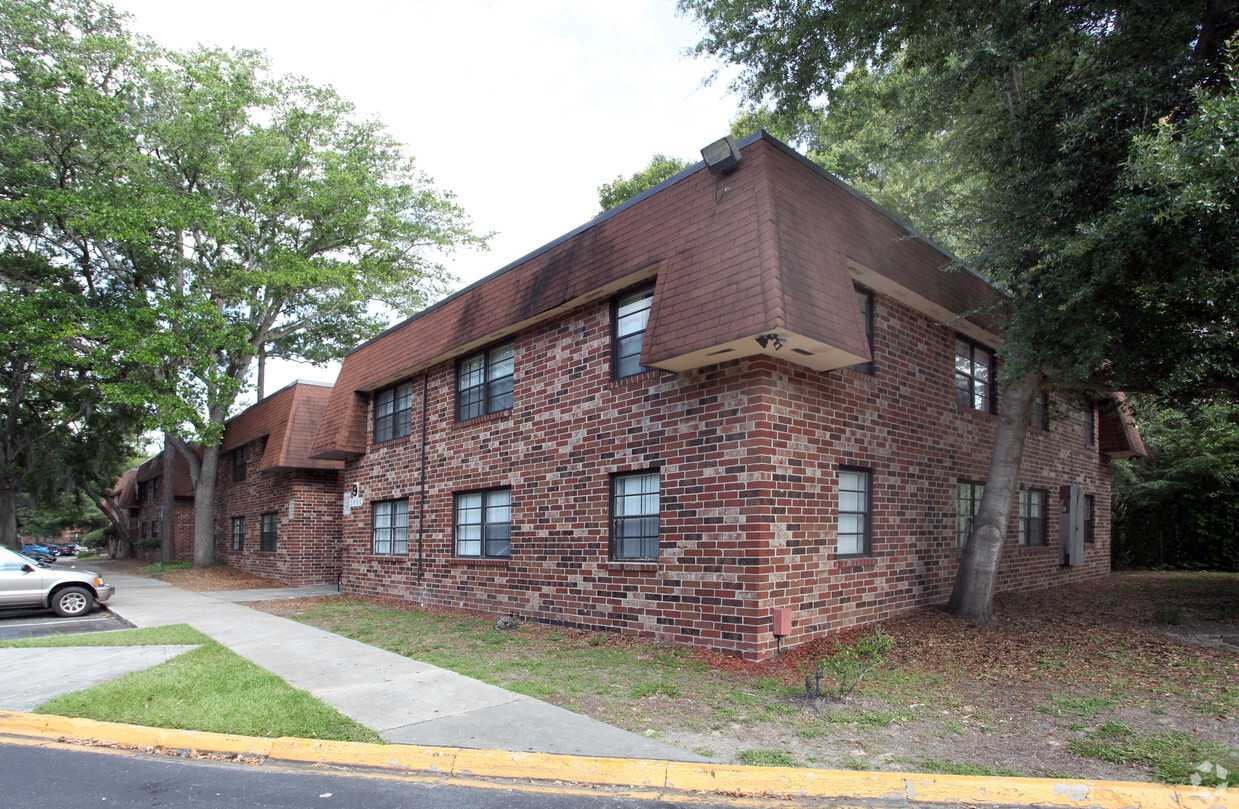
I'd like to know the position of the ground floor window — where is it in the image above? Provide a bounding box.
[1018,488,1048,546]
[231,516,244,551]
[371,499,409,555]
[837,467,871,556]
[260,512,278,552]
[454,488,511,558]
[956,481,985,548]
[611,470,659,560]
[1083,494,1095,544]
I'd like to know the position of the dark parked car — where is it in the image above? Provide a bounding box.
[0,546,114,616]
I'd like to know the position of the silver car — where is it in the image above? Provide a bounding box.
[0,545,115,617]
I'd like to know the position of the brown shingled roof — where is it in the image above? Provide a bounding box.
[1099,392,1148,459]
[310,132,1000,460]
[110,468,138,510]
[133,452,195,498]
[222,381,343,473]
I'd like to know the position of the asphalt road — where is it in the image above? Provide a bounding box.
[0,607,129,641]
[0,741,751,809]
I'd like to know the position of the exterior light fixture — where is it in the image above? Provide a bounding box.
[701,135,742,175]
[755,333,786,350]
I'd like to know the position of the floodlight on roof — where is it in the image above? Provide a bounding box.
[701,135,742,175]
[755,333,786,351]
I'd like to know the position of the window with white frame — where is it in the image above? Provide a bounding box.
[837,467,871,556]
[454,488,511,558]
[371,499,409,555]
[612,286,654,379]
[457,342,515,421]
[610,470,659,559]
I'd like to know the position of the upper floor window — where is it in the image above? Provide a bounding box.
[954,336,996,413]
[372,499,409,556]
[1085,401,1096,445]
[454,488,511,558]
[956,481,985,548]
[610,469,659,560]
[374,381,413,444]
[232,447,247,482]
[231,516,245,551]
[851,285,875,375]
[457,342,514,421]
[837,467,872,556]
[260,512,278,552]
[1018,488,1048,546]
[1029,393,1049,431]
[613,286,653,379]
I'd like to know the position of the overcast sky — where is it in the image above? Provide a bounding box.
[107,0,743,399]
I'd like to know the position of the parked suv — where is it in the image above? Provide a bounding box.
[0,545,114,617]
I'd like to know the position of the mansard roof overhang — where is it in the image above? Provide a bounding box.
[222,380,343,472]
[309,132,1001,460]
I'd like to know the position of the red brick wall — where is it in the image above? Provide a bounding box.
[214,437,342,585]
[335,288,1112,659]
[132,489,194,561]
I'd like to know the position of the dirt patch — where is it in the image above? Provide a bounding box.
[250,571,1239,781]
[91,559,286,592]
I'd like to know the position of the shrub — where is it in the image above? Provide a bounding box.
[807,627,893,700]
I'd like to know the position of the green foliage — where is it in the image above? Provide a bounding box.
[597,153,691,212]
[1112,398,1239,571]
[737,748,801,767]
[1069,723,1238,786]
[808,627,893,699]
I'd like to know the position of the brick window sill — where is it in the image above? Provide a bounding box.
[601,561,659,573]
[453,411,510,430]
[607,371,660,389]
[830,555,879,572]
[449,557,510,568]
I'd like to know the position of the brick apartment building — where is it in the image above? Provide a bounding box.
[119,132,1143,660]
[214,380,343,585]
[299,132,1143,660]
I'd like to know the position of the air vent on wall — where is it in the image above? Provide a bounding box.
[791,348,814,356]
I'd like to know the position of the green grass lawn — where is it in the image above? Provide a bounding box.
[0,625,378,743]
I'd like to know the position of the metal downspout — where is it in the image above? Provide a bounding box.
[417,373,429,583]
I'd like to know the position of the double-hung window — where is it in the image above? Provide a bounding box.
[954,337,996,413]
[613,286,653,379]
[1085,401,1096,445]
[956,481,985,548]
[851,286,875,375]
[260,512,278,552]
[372,499,409,555]
[231,516,244,551]
[1083,494,1096,544]
[837,467,872,556]
[374,381,413,444]
[1018,488,1048,546]
[1029,393,1049,430]
[457,342,514,421]
[233,447,246,482]
[610,470,659,560]
[454,488,511,558]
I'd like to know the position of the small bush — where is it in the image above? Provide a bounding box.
[807,627,893,699]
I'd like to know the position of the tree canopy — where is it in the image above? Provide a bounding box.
[0,0,487,561]
[597,153,691,212]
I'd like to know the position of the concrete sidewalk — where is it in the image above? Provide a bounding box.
[93,572,705,761]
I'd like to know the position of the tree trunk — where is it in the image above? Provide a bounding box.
[192,443,219,568]
[160,433,176,563]
[0,478,19,550]
[946,372,1042,621]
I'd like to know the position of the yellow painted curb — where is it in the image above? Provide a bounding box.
[1,711,1234,808]
[453,748,667,786]
[269,736,455,772]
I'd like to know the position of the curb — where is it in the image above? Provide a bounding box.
[1,711,1234,808]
